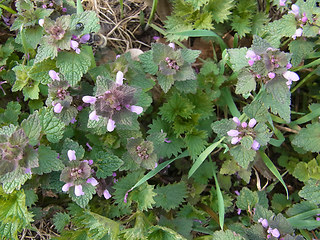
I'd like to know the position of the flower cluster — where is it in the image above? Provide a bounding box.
[47,70,72,114]
[83,71,143,132]
[258,218,281,239]
[227,117,260,150]
[245,48,299,88]
[60,149,98,196]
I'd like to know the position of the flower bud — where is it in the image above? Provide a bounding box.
[116,71,124,85]
[62,182,73,192]
[74,185,85,196]
[251,140,260,150]
[130,105,143,114]
[104,189,111,199]
[107,118,116,132]
[86,177,99,186]
[53,102,63,113]
[67,150,76,161]
[227,129,240,137]
[49,70,60,81]
[82,96,96,104]
[248,118,257,128]
[89,111,99,121]
[233,117,241,126]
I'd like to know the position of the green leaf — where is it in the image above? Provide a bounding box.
[70,11,100,35]
[158,74,175,93]
[228,47,248,72]
[235,69,256,95]
[212,230,245,240]
[271,193,291,213]
[206,0,234,23]
[24,189,38,207]
[211,119,236,137]
[231,15,251,38]
[148,225,187,240]
[180,48,201,64]
[292,122,320,152]
[299,179,320,205]
[252,35,272,54]
[289,39,315,67]
[0,168,32,194]
[16,26,44,50]
[35,41,58,63]
[56,47,92,86]
[29,58,56,84]
[264,78,291,123]
[53,212,70,232]
[0,125,17,136]
[292,162,309,182]
[154,182,187,211]
[39,108,65,143]
[184,130,208,159]
[139,50,158,75]
[131,183,156,211]
[22,81,40,100]
[0,101,21,125]
[12,64,32,92]
[230,145,256,169]
[236,187,259,210]
[21,111,41,146]
[32,145,64,175]
[243,101,270,123]
[69,183,96,208]
[94,151,123,179]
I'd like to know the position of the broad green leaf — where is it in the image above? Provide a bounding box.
[292,162,309,182]
[157,74,174,93]
[236,187,259,210]
[154,182,187,211]
[35,41,58,63]
[131,183,156,211]
[230,145,256,169]
[180,48,201,64]
[12,64,32,92]
[56,47,92,86]
[212,230,245,240]
[70,11,100,35]
[21,111,41,146]
[94,151,123,178]
[227,47,248,72]
[139,50,158,75]
[243,101,270,123]
[289,39,315,67]
[0,168,32,194]
[148,225,187,240]
[299,179,320,205]
[0,101,21,125]
[292,122,320,152]
[29,58,56,84]
[32,145,64,175]
[0,125,17,136]
[53,212,70,232]
[22,81,40,100]
[24,189,38,207]
[69,183,96,208]
[39,108,65,143]
[235,69,256,95]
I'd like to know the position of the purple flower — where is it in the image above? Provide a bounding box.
[62,7,67,12]
[39,19,44,27]
[237,208,241,215]
[86,142,93,151]
[103,189,111,199]
[74,185,85,196]
[130,105,143,114]
[267,227,280,238]
[301,13,308,23]
[316,217,320,221]
[70,117,77,124]
[53,102,63,113]
[80,34,90,44]
[233,117,241,126]
[168,42,175,49]
[107,118,116,132]
[258,218,269,228]
[289,4,299,16]
[154,162,158,168]
[248,118,257,128]
[116,71,124,85]
[227,129,240,137]
[89,110,99,121]
[279,0,286,6]
[88,159,93,165]
[268,72,276,79]
[49,70,60,81]
[164,138,171,143]
[283,71,299,87]
[86,177,99,186]
[286,63,292,69]
[62,182,74,192]
[241,122,247,128]
[153,36,160,41]
[67,150,76,161]
[25,168,32,174]
[82,96,96,104]
[251,140,260,151]
[70,40,80,54]
[234,190,240,196]
[292,28,303,40]
[231,137,241,144]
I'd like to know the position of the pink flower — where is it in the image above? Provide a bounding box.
[268,72,276,79]
[67,150,76,161]
[283,71,299,86]
[89,111,99,121]
[233,117,241,126]
[62,182,74,192]
[86,177,99,186]
[82,96,96,104]
[62,7,67,12]
[279,0,286,6]
[103,189,111,199]
[231,137,241,144]
[107,118,116,132]
[227,129,240,137]
[267,228,280,238]
[292,28,303,40]
[116,71,124,85]
[301,13,308,23]
[70,40,80,54]
[130,105,143,114]
[241,122,247,128]
[248,118,257,128]
[289,4,300,16]
[258,218,269,228]
[74,185,85,196]
[286,63,292,69]
[25,168,32,174]
[168,42,175,49]
[80,34,90,44]
[53,102,63,113]
[251,140,260,150]
[49,70,60,81]
[39,19,44,27]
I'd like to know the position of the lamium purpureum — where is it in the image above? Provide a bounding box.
[227,117,260,150]
[82,71,143,132]
[60,150,98,196]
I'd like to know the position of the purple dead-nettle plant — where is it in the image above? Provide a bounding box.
[82,71,143,132]
[60,149,98,197]
[47,70,73,114]
[227,117,260,150]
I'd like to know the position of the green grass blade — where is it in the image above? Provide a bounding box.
[212,165,224,230]
[76,0,83,14]
[130,151,189,191]
[145,0,158,30]
[188,138,224,178]
[220,87,241,118]
[290,106,320,126]
[259,150,289,199]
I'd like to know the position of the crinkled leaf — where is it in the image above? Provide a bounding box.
[39,108,65,143]
[21,111,41,146]
[53,212,70,233]
[212,229,245,240]
[131,183,157,211]
[94,151,123,179]
[236,69,256,95]
[228,47,249,72]
[158,74,175,93]
[289,39,315,67]
[0,168,32,194]
[69,183,96,208]
[243,101,270,123]
[292,123,320,152]
[32,145,64,175]
[139,50,158,75]
[29,58,56,84]
[0,101,21,125]
[148,225,187,240]
[230,145,256,169]
[35,41,58,63]
[154,182,187,211]
[24,189,38,207]
[211,118,237,137]
[299,179,320,205]
[236,187,259,210]
[70,11,100,35]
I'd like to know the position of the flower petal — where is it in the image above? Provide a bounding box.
[231,137,240,144]
[107,118,116,132]
[248,118,257,128]
[89,111,99,121]
[232,117,241,126]
[49,70,60,81]
[80,34,90,43]
[227,129,240,137]
[116,71,124,85]
[53,103,63,113]
[82,96,96,104]
[39,19,44,27]
[103,189,111,199]
[74,185,85,196]
[70,40,79,50]
[130,105,143,115]
[62,182,74,192]
[283,71,299,82]
[251,140,260,151]
[67,150,76,161]
[86,177,99,186]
